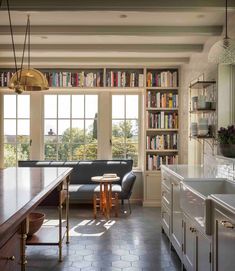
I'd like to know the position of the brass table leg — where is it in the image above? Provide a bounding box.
[93,193,97,219]
[66,176,70,244]
[21,218,28,271]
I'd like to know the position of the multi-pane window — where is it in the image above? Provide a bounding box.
[112,95,139,167]
[44,94,98,160]
[3,94,30,167]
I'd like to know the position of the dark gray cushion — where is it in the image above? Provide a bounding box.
[69,184,122,200]
[121,172,136,198]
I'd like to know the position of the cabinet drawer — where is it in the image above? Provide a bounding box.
[161,170,171,190]
[161,203,170,238]
[0,231,21,271]
[161,184,171,209]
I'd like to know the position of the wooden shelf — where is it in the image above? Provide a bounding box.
[190,109,216,114]
[26,226,66,246]
[146,87,179,90]
[190,80,216,89]
[190,135,214,139]
[146,107,178,111]
[146,149,178,153]
[146,128,178,132]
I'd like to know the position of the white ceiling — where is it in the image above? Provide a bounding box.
[0,6,234,68]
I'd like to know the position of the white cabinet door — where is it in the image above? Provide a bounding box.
[161,203,170,238]
[183,217,196,271]
[171,180,182,259]
[144,173,161,206]
[197,231,212,271]
[214,208,235,271]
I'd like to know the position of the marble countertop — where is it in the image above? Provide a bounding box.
[161,164,229,181]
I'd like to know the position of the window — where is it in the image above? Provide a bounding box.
[112,95,139,167]
[3,94,30,167]
[44,94,98,160]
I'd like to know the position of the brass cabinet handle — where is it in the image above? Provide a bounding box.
[162,191,166,196]
[1,256,15,261]
[221,220,234,229]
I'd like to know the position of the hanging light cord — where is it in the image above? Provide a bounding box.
[225,0,228,38]
[6,0,19,81]
[19,16,29,81]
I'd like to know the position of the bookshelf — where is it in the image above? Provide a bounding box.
[144,68,179,207]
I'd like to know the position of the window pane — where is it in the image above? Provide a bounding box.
[72,144,84,160]
[72,95,84,118]
[18,95,30,118]
[112,120,125,140]
[85,142,97,160]
[18,144,30,160]
[18,120,30,136]
[126,95,138,119]
[4,95,16,118]
[112,142,125,160]
[71,120,84,144]
[127,120,138,141]
[112,95,124,118]
[44,95,57,118]
[126,143,138,167]
[58,143,70,161]
[58,95,70,118]
[44,119,57,136]
[85,95,98,118]
[44,144,57,160]
[4,119,16,138]
[58,119,70,136]
[4,144,16,167]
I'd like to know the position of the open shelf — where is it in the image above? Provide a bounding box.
[146,128,178,132]
[146,107,178,111]
[190,80,216,89]
[190,109,216,114]
[26,226,66,246]
[146,149,178,153]
[190,135,215,139]
[146,87,179,90]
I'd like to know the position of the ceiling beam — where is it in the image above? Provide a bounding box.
[0,25,223,36]
[0,44,204,53]
[1,0,235,11]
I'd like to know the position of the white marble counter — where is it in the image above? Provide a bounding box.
[161,164,229,181]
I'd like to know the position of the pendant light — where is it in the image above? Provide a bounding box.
[208,0,235,64]
[5,0,49,94]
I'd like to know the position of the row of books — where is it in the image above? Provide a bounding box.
[147,154,178,171]
[147,112,178,129]
[147,71,178,87]
[0,72,14,87]
[146,134,178,150]
[146,91,178,108]
[106,71,144,87]
[44,72,103,87]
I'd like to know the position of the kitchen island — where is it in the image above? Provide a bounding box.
[0,167,72,271]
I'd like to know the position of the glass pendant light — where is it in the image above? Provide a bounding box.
[208,0,235,64]
[6,0,49,94]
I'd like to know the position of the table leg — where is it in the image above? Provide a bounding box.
[93,193,97,219]
[20,218,28,271]
[58,183,63,262]
[109,182,112,209]
[115,193,119,217]
[104,183,110,219]
[66,176,70,244]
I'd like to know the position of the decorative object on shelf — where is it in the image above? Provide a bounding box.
[198,95,206,109]
[198,118,209,136]
[208,0,235,64]
[190,122,198,136]
[6,0,49,94]
[217,125,235,157]
[192,96,198,110]
[28,212,45,236]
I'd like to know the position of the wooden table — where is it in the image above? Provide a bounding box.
[0,167,72,271]
[92,175,120,219]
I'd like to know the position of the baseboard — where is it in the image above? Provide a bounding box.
[143,200,161,207]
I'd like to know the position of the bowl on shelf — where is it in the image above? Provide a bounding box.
[28,212,45,236]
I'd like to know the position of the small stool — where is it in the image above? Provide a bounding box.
[92,176,120,219]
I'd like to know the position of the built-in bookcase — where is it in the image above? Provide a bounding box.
[145,68,179,172]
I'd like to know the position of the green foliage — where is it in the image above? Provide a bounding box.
[218,125,235,144]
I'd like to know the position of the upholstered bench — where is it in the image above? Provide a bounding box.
[18,160,136,213]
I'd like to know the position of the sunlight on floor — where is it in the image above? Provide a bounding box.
[69,219,116,237]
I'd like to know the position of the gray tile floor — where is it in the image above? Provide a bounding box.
[26,205,181,271]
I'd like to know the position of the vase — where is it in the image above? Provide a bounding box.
[219,144,235,158]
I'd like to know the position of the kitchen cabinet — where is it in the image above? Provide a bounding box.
[213,206,235,271]
[183,214,211,271]
[161,167,182,259]
[144,172,161,206]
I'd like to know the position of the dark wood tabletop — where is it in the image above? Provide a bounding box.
[0,167,72,240]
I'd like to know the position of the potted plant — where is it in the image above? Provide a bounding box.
[217,125,235,157]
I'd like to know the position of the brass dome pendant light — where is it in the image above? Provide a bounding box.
[208,0,235,64]
[5,0,49,94]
